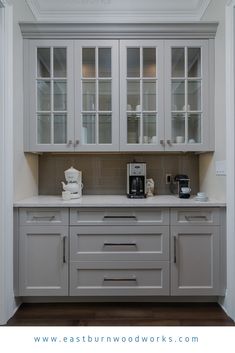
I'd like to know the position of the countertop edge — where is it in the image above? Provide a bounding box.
[13,195,226,208]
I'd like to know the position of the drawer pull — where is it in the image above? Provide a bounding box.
[103,276,137,283]
[103,242,137,250]
[103,216,137,220]
[103,242,137,247]
[174,235,177,264]
[62,236,66,263]
[32,215,56,221]
[185,215,208,221]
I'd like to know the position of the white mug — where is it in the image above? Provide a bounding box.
[176,136,184,143]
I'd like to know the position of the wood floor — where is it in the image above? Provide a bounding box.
[6,302,235,326]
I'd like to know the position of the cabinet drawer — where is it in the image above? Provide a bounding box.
[171,208,220,226]
[70,261,169,296]
[70,208,169,225]
[70,225,169,261]
[19,208,69,226]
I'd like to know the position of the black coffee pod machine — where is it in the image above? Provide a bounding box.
[174,174,191,199]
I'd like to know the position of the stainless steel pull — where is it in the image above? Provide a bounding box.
[32,216,55,221]
[103,276,137,282]
[174,235,177,264]
[185,215,208,221]
[74,139,79,147]
[67,140,73,146]
[160,139,165,146]
[62,236,66,263]
[103,216,137,220]
[103,242,137,247]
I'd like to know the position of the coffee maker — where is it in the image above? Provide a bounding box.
[174,174,191,199]
[127,162,146,198]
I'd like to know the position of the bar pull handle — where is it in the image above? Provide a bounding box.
[103,276,137,284]
[103,215,137,220]
[174,235,177,264]
[185,215,208,221]
[62,236,66,264]
[32,216,55,221]
[103,242,137,248]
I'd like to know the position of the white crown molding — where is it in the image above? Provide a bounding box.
[19,22,218,39]
[25,0,212,22]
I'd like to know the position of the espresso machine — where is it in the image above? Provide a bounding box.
[174,174,191,199]
[127,162,146,198]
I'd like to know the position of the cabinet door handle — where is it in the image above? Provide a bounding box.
[174,235,177,264]
[62,236,66,263]
[160,139,165,146]
[74,140,79,147]
[67,140,73,146]
[103,216,137,220]
[185,215,208,221]
[167,139,172,146]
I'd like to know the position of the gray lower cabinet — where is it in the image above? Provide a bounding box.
[171,220,223,295]
[70,261,169,296]
[17,206,225,297]
[69,224,170,296]
[19,225,69,296]
[170,207,225,296]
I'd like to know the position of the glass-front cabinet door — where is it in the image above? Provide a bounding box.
[120,40,164,151]
[165,40,211,151]
[28,40,74,151]
[75,40,119,151]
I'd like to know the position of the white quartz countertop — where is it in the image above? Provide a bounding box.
[14,195,226,208]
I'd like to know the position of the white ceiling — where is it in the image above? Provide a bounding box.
[26,0,212,22]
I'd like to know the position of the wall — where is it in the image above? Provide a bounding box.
[39,153,199,196]
[13,0,38,201]
[200,0,227,201]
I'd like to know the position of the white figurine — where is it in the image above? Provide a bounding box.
[146,178,155,197]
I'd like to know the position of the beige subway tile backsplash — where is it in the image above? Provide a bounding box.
[39,153,199,196]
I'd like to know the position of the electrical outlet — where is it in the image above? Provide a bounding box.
[166,174,172,184]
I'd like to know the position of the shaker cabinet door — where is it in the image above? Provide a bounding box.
[171,226,221,295]
[19,226,69,296]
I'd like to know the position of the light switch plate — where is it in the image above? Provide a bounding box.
[216,160,226,176]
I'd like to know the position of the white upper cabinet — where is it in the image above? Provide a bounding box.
[21,23,217,153]
[25,39,119,152]
[27,40,74,152]
[164,40,212,152]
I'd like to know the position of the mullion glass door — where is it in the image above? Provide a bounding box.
[81,46,112,145]
[36,47,68,146]
[126,46,158,146]
[171,46,202,145]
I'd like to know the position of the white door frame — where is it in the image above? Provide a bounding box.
[224,0,235,321]
[0,0,14,325]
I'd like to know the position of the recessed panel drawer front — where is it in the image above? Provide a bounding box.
[70,225,169,261]
[171,208,220,226]
[70,208,169,225]
[70,261,169,296]
[19,208,69,226]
